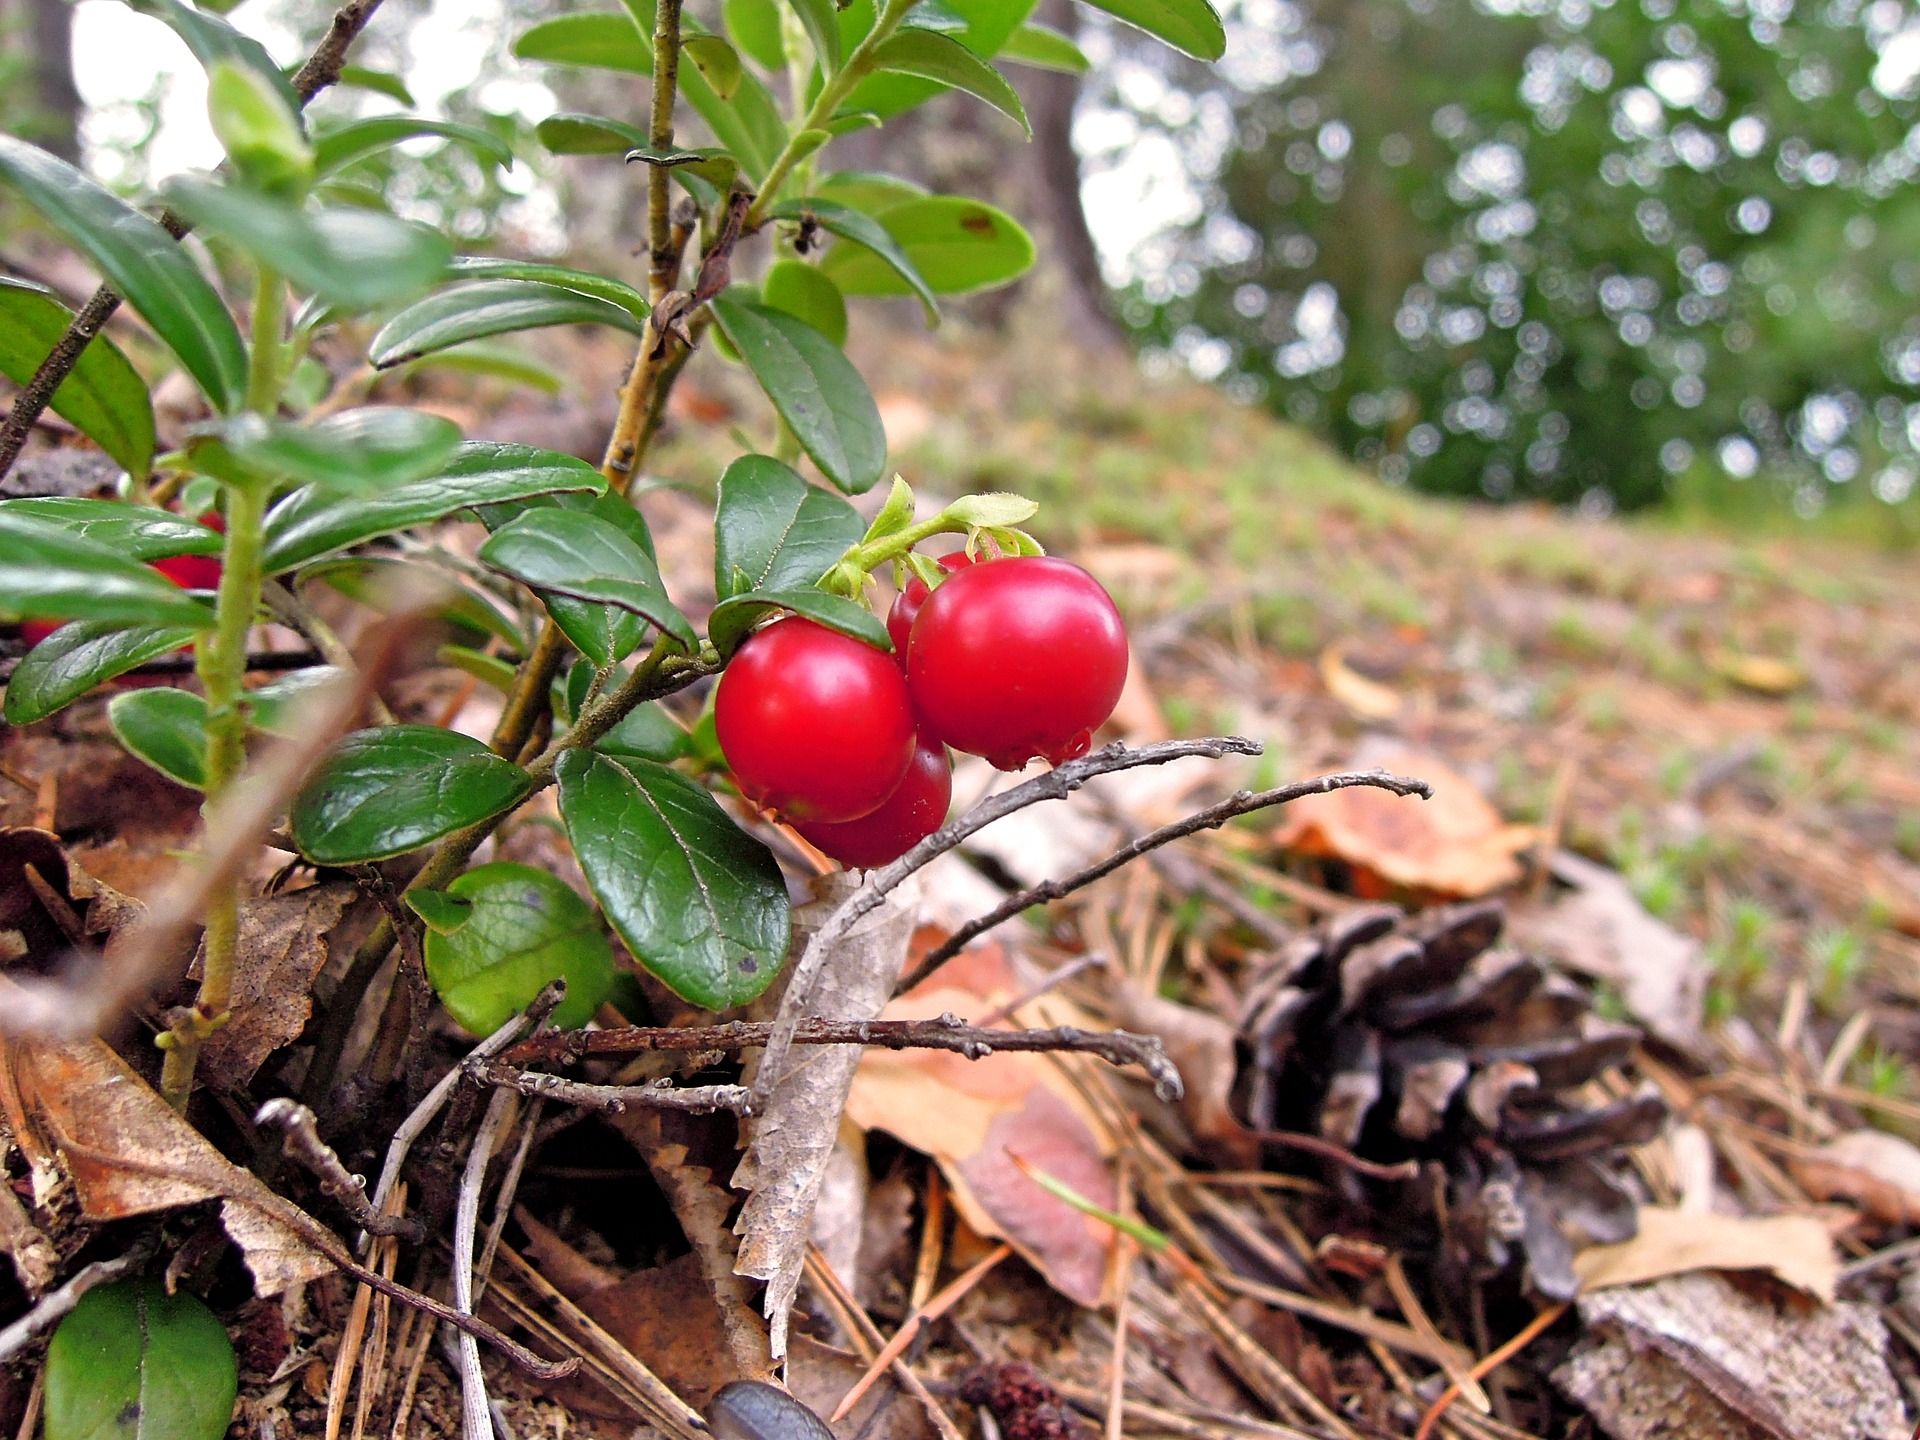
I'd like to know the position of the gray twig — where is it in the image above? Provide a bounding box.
[476,1064,753,1115]
[896,767,1432,994]
[256,1098,425,1241]
[0,1242,153,1363]
[452,1089,515,1440]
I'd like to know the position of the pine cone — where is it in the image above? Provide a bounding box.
[1234,901,1664,1299]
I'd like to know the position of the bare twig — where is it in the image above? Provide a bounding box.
[753,736,1265,1108]
[0,1242,153,1363]
[0,0,391,481]
[453,1089,515,1440]
[475,1064,752,1115]
[257,1099,426,1241]
[0,647,323,684]
[896,767,1432,996]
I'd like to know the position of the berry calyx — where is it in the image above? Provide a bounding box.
[795,731,952,868]
[885,551,972,660]
[715,616,917,823]
[906,556,1128,771]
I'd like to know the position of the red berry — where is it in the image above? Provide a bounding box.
[886,551,973,660]
[152,509,225,591]
[906,556,1128,771]
[715,616,916,823]
[18,618,62,647]
[795,731,952,868]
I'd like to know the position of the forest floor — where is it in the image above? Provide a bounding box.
[5,319,1920,1439]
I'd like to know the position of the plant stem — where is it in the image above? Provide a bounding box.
[647,0,685,307]
[744,0,918,228]
[160,275,283,1109]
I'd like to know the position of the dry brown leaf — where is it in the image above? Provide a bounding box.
[1572,1206,1838,1301]
[1272,745,1531,898]
[1318,645,1402,721]
[844,939,1118,1308]
[1790,1130,1920,1227]
[0,1036,331,1294]
[199,883,356,1089]
[1555,1272,1905,1440]
[1510,850,1707,1050]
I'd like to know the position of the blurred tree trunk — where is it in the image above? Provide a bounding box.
[20,0,82,162]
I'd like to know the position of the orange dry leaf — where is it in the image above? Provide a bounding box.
[1572,1207,1839,1301]
[843,936,1118,1307]
[1273,746,1533,898]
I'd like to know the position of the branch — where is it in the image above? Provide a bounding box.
[256,1098,425,1241]
[896,767,1433,994]
[475,1064,753,1115]
[453,1088,514,1440]
[0,0,392,483]
[502,1016,1182,1100]
[0,1242,154,1364]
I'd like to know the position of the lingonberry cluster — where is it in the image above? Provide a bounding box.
[716,550,1128,870]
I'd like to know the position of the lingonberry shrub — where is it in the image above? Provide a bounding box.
[0,0,1223,1114]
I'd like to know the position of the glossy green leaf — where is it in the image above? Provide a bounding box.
[0,280,153,477]
[906,1,971,31]
[785,0,844,73]
[683,34,744,97]
[513,12,652,73]
[125,0,298,105]
[725,0,786,68]
[998,20,1089,70]
[446,256,652,319]
[0,137,247,413]
[761,259,848,346]
[771,197,938,320]
[811,169,929,213]
[44,1277,237,1440]
[107,688,208,789]
[312,116,514,177]
[865,30,1029,134]
[0,497,220,560]
[712,455,863,599]
[2,621,196,724]
[369,280,649,368]
[556,749,790,1010]
[414,862,614,1033]
[1075,0,1224,58]
[838,0,1035,118]
[0,514,215,629]
[299,555,524,648]
[439,643,520,693]
[709,291,886,495]
[162,176,452,311]
[203,407,463,493]
[707,587,890,656]
[246,666,347,732]
[535,112,649,155]
[336,66,415,104]
[262,442,605,572]
[479,510,695,661]
[820,194,1033,296]
[624,146,742,202]
[397,340,564,395]
[291,725,534,863]
[480,488,658,563]
[207,61,313,196]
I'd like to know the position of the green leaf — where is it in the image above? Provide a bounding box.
[202,407,463,493]
[369,280,649,368]
[44,1277,237,1440]
[838,0,1036,118]
[709,291,886,495]
[439,643,520,693]
[712,455,863,599]
[1074,0,1224,58]
[771,197,938,321]
[0,514,215,629]
[513,12,652,74]
[866,31,1029,134]
[246,666,346,732]
[820,194,1033,296]
[906,1,971,32]
[397,340,564,395]
[708,588,889,656]
[312,116,515,177]
[207,61,313,197]
[725,0,786,68]
[124,0,298,106]
[479,510,696,662]
[0,280,154,477]
[0,496,216,565]
[535,112,649,155]
[478,489,658,564]
[812,169,929,213]
[762,259,847,346]
[2,621,196,725]
[446,256,651,319]
[262,442,606,572]
[162,176,452,311]
[683,34,743,98]
[415,862,615,1033]
[823,112,883,136]
[291,725,534,863]
[336,66,415,104]
[944,491,1039,526]
[298,556,524,648]
[785,0,844,73]
[0,137,248,413]
[556,749,790,1010]
[998,20,1089,71]
[107,688,208,789]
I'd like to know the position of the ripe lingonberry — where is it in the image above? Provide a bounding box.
[906,556,1127,771]
[795,731,951,868]
[715,616,916,823]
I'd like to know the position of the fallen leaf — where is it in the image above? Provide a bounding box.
[0,826,148,973]
[1509,850,1707,1051]
[1709,649,1803,696]
[1572,1206,1838,1301]
[1319,645,1402,721]
[1273,745,1530,898]
[1790,1130,1920,1227]
[199,883,357,1089]
[1554,1272,1905,1440]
